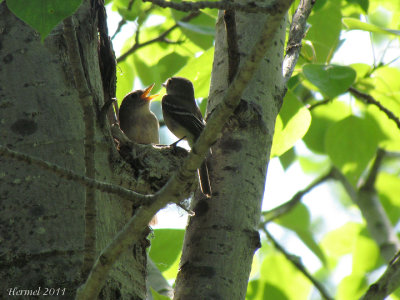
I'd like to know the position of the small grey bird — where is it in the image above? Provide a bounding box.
[119,84,159,144]
[162,77,212,197]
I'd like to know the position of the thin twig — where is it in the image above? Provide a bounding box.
[262,168,333,223]
[75,1,293,298]
[0,145,150,205]
[144,0,284,14]
[349,87,400,130]
[307,98,331,110]
[263,227,333,300]
[282,0,315,84]
[117,12,199,63]
[63,16,97,278]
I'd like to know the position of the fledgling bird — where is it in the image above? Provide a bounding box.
[162,77,212,197]
[119,84,160,144]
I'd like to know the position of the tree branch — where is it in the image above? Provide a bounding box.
[0,144,151,205]
[349,87,400,131]
[282,0,315,84]
[143,0,284,14]
[331,166,400,262]
[361,251,400,300]
[75,1,294,298]
[262,168,333,223]
[262,227,333,300]
[307,98,331,110]
[117,12,199,63]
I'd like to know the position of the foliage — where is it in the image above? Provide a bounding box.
[5,0,400,298]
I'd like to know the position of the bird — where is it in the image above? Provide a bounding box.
[162,77,212,197]
[119,84,160,144]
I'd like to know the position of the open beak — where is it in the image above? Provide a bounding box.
[140,83,158,101]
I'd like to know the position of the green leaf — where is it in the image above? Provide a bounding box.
[7,0,82,40]
[271,90,311,157]
[320,222,363,258]
[342,17,400,36]
[352,233,380,274]
[324,115,383,185]
[113,0,143,21]
[376,173,400,225]
[116,60,135,104]
[276,203,310,230]
[279,147,296,170]
[275,203,326,264]
[157,53,189,83]
[177,21,215,35]
[303,64,356,98]
[303,101,349,154]
[150,288,171,300]
[307,1,342,63]
[149,229,185,273]
[345,0,369,13]
[176,48,214,99]
[171,11,215,50]
[337,274,368,300]
[260,253,312,299]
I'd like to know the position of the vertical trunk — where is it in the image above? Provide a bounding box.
[0,2,147,298]
[174,2,286,299]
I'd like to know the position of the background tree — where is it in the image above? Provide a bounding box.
[1,0,400,300]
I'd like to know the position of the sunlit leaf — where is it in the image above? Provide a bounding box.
[324,115,383,185]
[149,229,184,273]
[337,274,368,300]
[307,1,342,63]
[303,64,356,98]
[342,17,400,36]
[271,90,311,157]
[175,48,214,99]
[7,0,82,40]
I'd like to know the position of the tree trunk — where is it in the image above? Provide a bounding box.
[0,2,147,298]
[174,2,286,299]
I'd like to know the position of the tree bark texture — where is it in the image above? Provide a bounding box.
[174,1,286,299]
[0,2,147,299]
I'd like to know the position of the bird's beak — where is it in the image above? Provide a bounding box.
[162,81,167,88]
[141,83,158,101]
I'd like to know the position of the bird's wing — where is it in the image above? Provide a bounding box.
[162,95,205,138]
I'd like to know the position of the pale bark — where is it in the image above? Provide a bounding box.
[0,2,147,298]
[174,0,287,298]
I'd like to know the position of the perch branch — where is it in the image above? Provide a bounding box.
[75,1,294,298]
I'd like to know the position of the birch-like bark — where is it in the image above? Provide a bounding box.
[174,0,286,298]
[0,2,147,298]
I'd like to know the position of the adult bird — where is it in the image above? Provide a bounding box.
[162,77,212,197]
